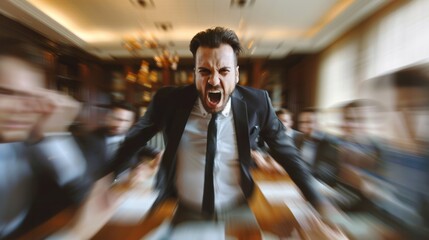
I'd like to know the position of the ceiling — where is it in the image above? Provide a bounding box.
[0,0,389,60]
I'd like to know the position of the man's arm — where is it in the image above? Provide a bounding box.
[26,90,92,203]
[108,88,171,177]
[259,91,327,209]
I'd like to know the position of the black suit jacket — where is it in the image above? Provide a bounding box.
[111,84,322,208]
[75,128,160,180]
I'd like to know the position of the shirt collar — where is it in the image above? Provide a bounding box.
[286,128,293,137]
[196,97,231,118]
[106,135,125,144]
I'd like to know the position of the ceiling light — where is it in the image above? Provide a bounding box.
[230,0,255,8]
[154,22,173,32]
[130,0,155,8]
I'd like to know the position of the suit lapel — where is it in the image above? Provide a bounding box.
[231,90,251,165]
[231,89,254,197]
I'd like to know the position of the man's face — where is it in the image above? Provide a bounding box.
[105,108,135,136]
[298,112,315,135]
[278,113,293,130]
[195,44,239,113]
[0,57,44,142]
[342,107,365,137]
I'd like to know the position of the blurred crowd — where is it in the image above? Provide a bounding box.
[1,37,428,240]
[0,39,162,239]
[253,68,429,239]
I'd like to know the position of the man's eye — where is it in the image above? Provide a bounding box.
[219,69,230,75]
[0,88,14,95]
[199,69,210,75]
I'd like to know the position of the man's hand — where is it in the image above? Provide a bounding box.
[29,89,81,141]
[129,151,163,187]
[251,150,286,174]
[290,201,349,240]
[48,174,125,240]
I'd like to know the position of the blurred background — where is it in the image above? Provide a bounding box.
[1,0,428,239]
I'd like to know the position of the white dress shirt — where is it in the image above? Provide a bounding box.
[0,136,87,238]
[0,143,33,238]
[176,98,243,212]
[105,135,125,162]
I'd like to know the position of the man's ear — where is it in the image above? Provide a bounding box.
[235,66,239,84]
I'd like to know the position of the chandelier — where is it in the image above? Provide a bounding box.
[154,48,179,70]
[122,37,179,70]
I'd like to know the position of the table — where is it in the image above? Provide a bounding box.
[16,170,337,240]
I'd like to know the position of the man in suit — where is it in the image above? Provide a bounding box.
[76,102,162,181]
[276,108,303,147]
[110,27,335,233]
[296,108,341,187]
[0,39,90,238]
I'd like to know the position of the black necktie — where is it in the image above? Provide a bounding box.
[202,113,218,215]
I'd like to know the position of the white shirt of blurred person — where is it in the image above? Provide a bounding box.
[0,39,89,238]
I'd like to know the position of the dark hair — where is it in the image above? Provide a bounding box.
[109,101,136,114]
[394,68,429,88]
[276,108,292,117]
[300,107,318,114]
[340,99,384,116]
[375,67,429,89]
[109,101,138,122]
[0,38,46,70]
[189,27,242,63]
[342,99,381,110]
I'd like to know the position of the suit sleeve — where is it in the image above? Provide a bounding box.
[259,91,325,208]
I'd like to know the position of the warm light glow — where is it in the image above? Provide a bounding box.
[26,0,83,40]
[247,40,254,50]
[153,47,179,70]
[305,0,355,38]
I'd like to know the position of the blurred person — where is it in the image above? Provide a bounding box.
[296,108,333,171]
[276,108,303,147]
[337,99,384,171]
[0,39,90,238]
[296,108,327,146]
[389,68,429,147]
[331,100,386,211]
[370,68,429,238]
[74,101,162,183]
[295,108,355,207]
[109,27,344,238]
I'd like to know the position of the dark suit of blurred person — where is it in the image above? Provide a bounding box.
[75,102,161,181]
[276,108,303,148]
[0,39,89,239]
[296,108,339,186]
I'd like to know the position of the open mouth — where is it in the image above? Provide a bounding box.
[207,90,222,105]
